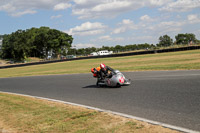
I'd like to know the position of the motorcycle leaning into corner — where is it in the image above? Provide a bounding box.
[96,70,131,88]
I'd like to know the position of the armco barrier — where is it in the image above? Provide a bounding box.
[0,45,200,69]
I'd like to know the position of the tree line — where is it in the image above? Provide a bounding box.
[157,33,199,47]
[0,27,199,61]
[0,27,73,61]
[67,43,155,56]
[68,33,199,56]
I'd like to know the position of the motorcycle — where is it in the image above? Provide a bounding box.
[96,70,131,87]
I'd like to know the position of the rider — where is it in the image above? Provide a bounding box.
[91,63,114,82]
[99,63,114,80]
[91,66,101,78]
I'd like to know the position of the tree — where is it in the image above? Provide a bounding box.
[158,35,173,47]
[100,46,110,51]
[1,30,30,60]
[0,35,3,40]
[138,43,151,49]
[115,45,123,53]
[175,33,197,45]
[1,27,73,61]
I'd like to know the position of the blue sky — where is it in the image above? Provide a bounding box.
[0,0,200,48]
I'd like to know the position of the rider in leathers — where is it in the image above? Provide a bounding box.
[99,63,114,81]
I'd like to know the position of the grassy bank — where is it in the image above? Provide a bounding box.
[0,49,200,78]
[0,93,179,133]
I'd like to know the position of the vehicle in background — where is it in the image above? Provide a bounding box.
[90,52,98,56]
[66,55,76,59]
[90,50,113,56]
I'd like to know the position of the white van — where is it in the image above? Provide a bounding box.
[98,50,113,55]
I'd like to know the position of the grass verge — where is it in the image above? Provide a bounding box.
[0,49,200,78]
[0,93,179,133]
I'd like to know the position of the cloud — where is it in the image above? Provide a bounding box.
[187,14,200,24]
[120,19,134,25]
[158,21,186,27]
[72,0,162,19]
[50,15,63,19]
[127,35,156,43]
[112,27,127,34]
[2,0,199,19]
[12,9,37,17]
[74,43,97,48]
[112,19,138,34]
[0,0,71,17]
[67,22,107,36]
[146,20,186,35]
[54,3,72,11]
[159,0,200,12]
[97,35,124,42]
[98,35,112,41]
[72,0,178,19]
[91,1,132,12]
[140,15,154,22]
[149,0,173,6]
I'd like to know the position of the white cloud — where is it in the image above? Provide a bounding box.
[121,19,134,25]
[97,35,124,42]
[140,15,154,22]
[147,20,186,35]
[0,0,71,17]
[187,14,200,24]
[12,9,37,17]
[72,0,163,19]
[149,0,173,6]
[158,21,185,27]
[72,0,200,19]
[112,19,138,34]
[159,0,200,12]
[67,22,107,36]
[112,27,127,34]
[73,0,100,6]
[91,1,132,12]
[54,3,71,11]
[98,35,112,41]
[75,43,97,48]
[51,15,63,19]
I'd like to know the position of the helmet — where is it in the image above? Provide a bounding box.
[100,63,106,69]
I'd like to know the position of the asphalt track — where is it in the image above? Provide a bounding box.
[0,70,200,132]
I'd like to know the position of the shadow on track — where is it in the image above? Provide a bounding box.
[82,85,121,89]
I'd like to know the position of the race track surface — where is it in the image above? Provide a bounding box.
[0,70,200,131]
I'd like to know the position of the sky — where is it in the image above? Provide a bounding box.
[0,0,200,48]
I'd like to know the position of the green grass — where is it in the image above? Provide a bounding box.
[0,93,179,133]
[0,49,200,78]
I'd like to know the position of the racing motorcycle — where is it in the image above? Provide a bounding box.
[96,70,131,87]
